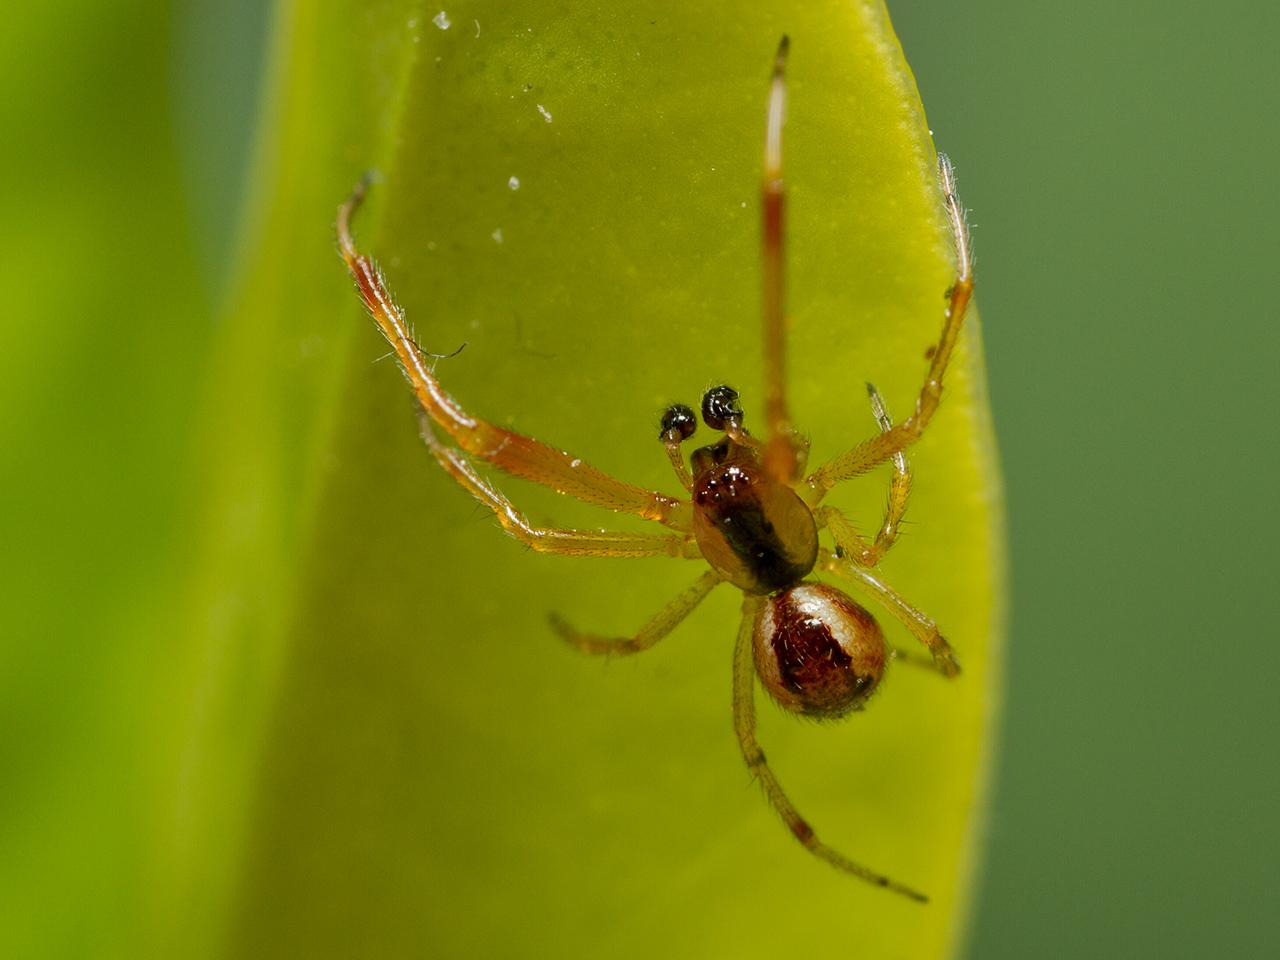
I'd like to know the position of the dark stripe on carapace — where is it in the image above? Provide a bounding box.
[694,465,810,593]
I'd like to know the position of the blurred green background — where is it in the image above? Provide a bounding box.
[2,0,1277,958]
[889,1,1280,955]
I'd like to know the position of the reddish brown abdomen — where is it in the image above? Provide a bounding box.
[753,583,886,718]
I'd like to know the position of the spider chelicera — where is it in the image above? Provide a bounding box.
[338,36,973,903]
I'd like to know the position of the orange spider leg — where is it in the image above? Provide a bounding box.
[760,36,807,484]
[805,153,973,503]
[418,414,698,559]
[888,645,944,673]
[817,548,961,677]
[864,382,912,563]
[731,595,929,902]
[812,506,877,568]
[812,383,912,567]
[551,570,722,655]
[338,176,691,530]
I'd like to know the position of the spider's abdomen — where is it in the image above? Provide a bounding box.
[753,583,886,718]
[691,459,817,594]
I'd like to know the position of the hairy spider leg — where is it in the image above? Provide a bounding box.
[805,153,974,502]
[338,176,691,531]
[817,548,960,677]
[416,413,697,559]
[864,382,912,562]
[732,595,929,901]
[887,645,946,673]
[760,36,808,484]
[812,383,912,567]
[813,505,879,571]
[550,570,722,655]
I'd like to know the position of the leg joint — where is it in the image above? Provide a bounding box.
[743,745,767,769]
[788,816,815,844]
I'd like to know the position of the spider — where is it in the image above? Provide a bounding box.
[337,36,973,903]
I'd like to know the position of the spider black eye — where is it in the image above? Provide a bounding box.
[701,385,742,431]
[659,403,697,442]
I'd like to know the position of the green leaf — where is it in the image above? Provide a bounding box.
[163,2,1004,957]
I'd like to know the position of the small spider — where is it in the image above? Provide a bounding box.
[338,36,973,903]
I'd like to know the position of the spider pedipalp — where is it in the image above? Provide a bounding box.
[700,384,743,431]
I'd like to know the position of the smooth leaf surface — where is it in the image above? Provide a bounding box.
[167,2,1004,957]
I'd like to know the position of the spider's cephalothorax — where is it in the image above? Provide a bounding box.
[338,35,974,902]
[689,430,818,595]
[687,384,817,597]
[690,445,817,593]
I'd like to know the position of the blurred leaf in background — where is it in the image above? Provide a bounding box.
[890,1,1280,957]
[0,2,1000,958]
[0,0,223,955]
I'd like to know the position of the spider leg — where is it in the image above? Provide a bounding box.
[805,153,974,503]
[811,385,912,566]
[759,37,806,484]
[339,176,691,531]
[864,383,912,562]
[888,645,942,672]
[418,413,698,559]
[551,570,721,655]
[732,595,929,901]
[818,548,961,677]
[813,506,877,567]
